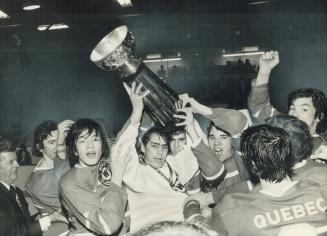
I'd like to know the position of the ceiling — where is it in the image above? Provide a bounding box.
[1,0,325,26]
[0,0,326,55]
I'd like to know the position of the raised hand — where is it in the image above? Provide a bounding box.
[123,82,150,112]
[256,51,279,86]
[259,51,279,74]
[56,120,74,159]
[174,107,194,129]
[124,82,150,125]
[178,93,193,109]
[57,120,75,145]
[174,106,200,143]
[178,93,212,116]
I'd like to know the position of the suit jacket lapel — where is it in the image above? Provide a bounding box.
[0,183,30,219]
[15,186,31,219]
[0,182,19,207]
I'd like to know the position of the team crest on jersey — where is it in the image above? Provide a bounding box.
[97,160,112,187]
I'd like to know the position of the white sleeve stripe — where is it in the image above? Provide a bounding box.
[246,180,253,191]
[125,211,130,217]
[187,188,201,195]
[83,211,91,229]
[57,230,69,236]
[232,134,241,139]
[270,107,276,117]
[140,126,148,131]
[68,233,94,236]
[34,204,44,209]
[254,110,261,118]
[317,225,327,234]
[98,213,111,234]
[202,165,225,180]
[225,170,239,179]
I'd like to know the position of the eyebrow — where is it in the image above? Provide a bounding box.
[79,131,99,138]
[291,103,312,107]
[78,134,88,139]
[172,136,186,140]
[150,141,167,146]
[300,104,312,107]
[149,141,160,145]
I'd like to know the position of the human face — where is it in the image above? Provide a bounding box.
[208,127,233,162]
[288,97,318,134]
[41,130,58,160]
[170,132,187,156]
[0,152,19,185]
[75,130,102,167]
[143,133,169,169]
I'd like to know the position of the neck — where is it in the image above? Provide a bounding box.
[40,154,54,167]
[260,176,295,197]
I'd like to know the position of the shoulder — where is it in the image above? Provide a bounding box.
[59,167,77,190]
[0,184,9,198]
[216,191,259,213]
[297,161,327,184]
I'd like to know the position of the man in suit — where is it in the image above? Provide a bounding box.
[0,139,66,236]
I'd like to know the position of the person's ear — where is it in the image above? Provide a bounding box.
[36,143,43,153]
[141,142,145,153]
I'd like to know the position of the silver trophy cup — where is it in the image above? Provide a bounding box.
[90,25,180,126]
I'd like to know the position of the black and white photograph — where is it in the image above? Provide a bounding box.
[0,0,327,235]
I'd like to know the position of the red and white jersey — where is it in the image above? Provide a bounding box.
[210,180,327,236]
[294,159,327,184]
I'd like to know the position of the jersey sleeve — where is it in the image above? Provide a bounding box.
[191,141,226,192]
[248,80,281,122]
[60,179,127,235]
[205,108,248,136]
[212,180,253,203]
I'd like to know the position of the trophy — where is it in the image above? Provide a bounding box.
[90,25,180,126]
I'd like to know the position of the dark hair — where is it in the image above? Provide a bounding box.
[127,221,216,236]
[65,119,109,167]
[288,88,327,134]
[0,140,16,153]
[207,121,231,138]
[164,126,187,154]
[141,126,169,146]
[240,124,294,183]
[265,115,313,162]
[32,121,57,157]
[167,126,186,141]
